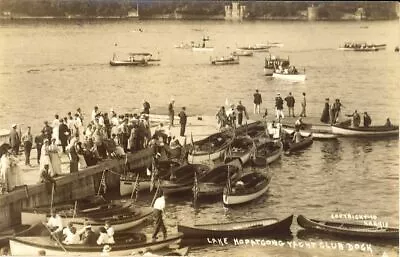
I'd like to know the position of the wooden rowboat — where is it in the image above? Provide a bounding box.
[252,141,283,167]
[285,136,313,153]
[297,215,399,239]
[188,132,234,164]
[223,172,271,206]
[282,126,337,140]
[224,136,256,165]
[9,233,183,256]
[178,215,293,238]
[331,122,399,138]
[211,56,240,65]
[196,159,242,199]
[160,164,210,195]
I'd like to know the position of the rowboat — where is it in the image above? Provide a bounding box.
[9,233,183,256]
[272,72,306,82]
[120,160,181,196]
[231,50,253,57]
[21,206,154,232]
[285,136,313,153]
[160,164,210,195]
[188,131,234,164]
[0,223,40,245]
[178,214,293,238]
[282,126,337,140]
[297,215,399,239]
[110,52,161,66]
[331,122,399,138]
[224,136,256,165]
[211,56,240,65]
[196,159,242,199]
[252,141,283,167]
[223,172,271,206]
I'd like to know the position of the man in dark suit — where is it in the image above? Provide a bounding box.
[178,107,187,137]
[59,118,70,154]
[9,124,20,155]
[81,225,97,245]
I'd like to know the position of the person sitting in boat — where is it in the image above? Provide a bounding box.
[46,209,64,241]
[363,112,372,128]
[235,180,245,190]
[63,226,80,245]
[97,227,111,245]
[104,221,115,244]
[62,222,74,241]
[385,118,393,127]
[81,225,97,246]
[292,128,303,144]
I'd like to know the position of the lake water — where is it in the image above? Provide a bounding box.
[0,19,398,256]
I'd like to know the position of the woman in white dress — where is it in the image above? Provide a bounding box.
[52,115,61,145]
[0,151,11,192]
[0,151,24,191]
[49,138,62,176]
[74,114,85,143]
[40,139,53,175]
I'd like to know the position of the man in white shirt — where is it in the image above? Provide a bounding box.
[46,210,64,240]
[152,191,167,240]
[104,221,115,244]
[92,106,99,121]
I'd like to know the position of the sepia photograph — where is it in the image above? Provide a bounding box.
[0,0,398,256]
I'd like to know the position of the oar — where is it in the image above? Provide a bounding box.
[151,181,160,207]
[41,222,68,253]
[130,173,140,200]
[72,200,77,220]
[50,183,55,212]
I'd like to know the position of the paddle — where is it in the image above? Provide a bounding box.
[130,173,140,203]
[41,222,68,253]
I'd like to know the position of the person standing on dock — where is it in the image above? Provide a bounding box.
[35,131,45,165]
[42,121,52,141]
[22,126,33,166]
[9,124,20,155]
[284,92,295,117]
[52,115,60,145]
[91,106,99,121]
[253,89,262,114]
[275,93,284,121]
[178,107,187,137]
[59,118,69,154]
[168,99,175,128]
[299,92,307,117]
[236,101,248,126]
[152,190,167,240]
[320,98,331,124]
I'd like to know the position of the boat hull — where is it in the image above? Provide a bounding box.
[211,60,239,65]
[9,234,182,256]
[120,180,151,196]
[178,215,293,238]
[331,125,399,137]
[288,137,313,153]
[192,47,214,52]
[297,215,399,239]
[282,127,337,140]
[272,73,306,82]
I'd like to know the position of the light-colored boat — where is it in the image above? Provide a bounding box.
[272,72,306,82]
[331,123,399,138]
[9,233,183,256]
[282,127,337,140]
[231,50,253,57]
[236,45,270,52]
[21,207,154,232]
[110,52,160,66]
[223,172,271,206]
[337,42,386,51]
[192,46,214,52]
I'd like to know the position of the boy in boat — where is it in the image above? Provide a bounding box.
[292,128,303,144]
[46,210,63,241]
[385,118,392,127]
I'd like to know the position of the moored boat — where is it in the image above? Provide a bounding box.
[9,233,183,256]
[282,126,337,140]
[224,136,256,165]
[237,45,270,52]
[160,164,210,195]
[331,122,399,138]
[285,135,313,153]
[178,215,293,238]
[196,159,242,199]
[223,172,271,206]
[110,52,161,66]
[252,140,283,167]
[211,56,240,65]
[297,215,399,239]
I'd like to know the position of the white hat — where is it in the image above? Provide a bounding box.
[103,245,112,252]
[12,124,17,128]
[84,225,92,229]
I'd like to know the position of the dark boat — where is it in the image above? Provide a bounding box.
[252,140,283,167]
[284,135,313,153]
[178,215,293,238]
[223,172,271,205]
[196,159,242,199]
[332,121,399,138]
[297,215,399,240]
[160,164,210,195]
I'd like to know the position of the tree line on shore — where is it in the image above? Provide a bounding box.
[0,0,397,20]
